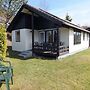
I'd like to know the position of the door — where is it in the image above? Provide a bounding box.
[39,32,45,43]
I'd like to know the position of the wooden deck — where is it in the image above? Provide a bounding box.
[33,42,69,57]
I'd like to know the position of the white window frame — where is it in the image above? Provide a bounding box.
[39,32,45,43]
[15,30,20,42]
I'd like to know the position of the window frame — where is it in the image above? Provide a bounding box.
[46,31,53,43]
[39,32,45,43]
[87,33,88,40]
[83,32,85,40]
[74,30,81,45]
[15,30,20,42]
[53,30,57,43]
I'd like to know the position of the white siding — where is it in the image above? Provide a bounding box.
[12,29,39,52]
[59,28,69,47]
[69,29,89,54]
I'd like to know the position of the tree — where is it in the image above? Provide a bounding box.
[65,13,72,22]
[0,0,28,28]
[0,0,28,58]
[0,25,7,59]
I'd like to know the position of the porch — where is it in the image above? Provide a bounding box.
[33,28,69,57]
[29,9,70,57]
[33,42,69,57]
[16,7,69,57]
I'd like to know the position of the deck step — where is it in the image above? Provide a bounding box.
[18,50,32,58]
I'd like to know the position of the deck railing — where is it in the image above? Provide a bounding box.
[34,42,57,52]
[33,42,69,56]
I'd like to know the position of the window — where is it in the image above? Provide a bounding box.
[47,31,53,43]
[74,30,81,45]
[39,32,45,43]
[15,31,20,42]
[53,30,57,43]
[87,33,88,40]
[83,32,85,40]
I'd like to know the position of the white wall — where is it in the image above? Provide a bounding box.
[59,27,69,47]
[69,29,89,54]
[12,29,39,52]
[12,29,31,51]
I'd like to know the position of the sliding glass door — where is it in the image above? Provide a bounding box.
[46,30,57,43]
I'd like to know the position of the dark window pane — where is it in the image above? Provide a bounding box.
[74,30,81,45]
[16,31,20,42]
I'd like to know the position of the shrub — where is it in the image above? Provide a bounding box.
[0,25,7,59]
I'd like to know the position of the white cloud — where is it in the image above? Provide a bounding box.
[49,1,90,26]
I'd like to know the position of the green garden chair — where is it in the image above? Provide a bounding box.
[0,58,13,90]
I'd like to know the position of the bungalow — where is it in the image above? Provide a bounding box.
[7,4,90,58]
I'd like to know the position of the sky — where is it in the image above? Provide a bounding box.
[28,0,90,26]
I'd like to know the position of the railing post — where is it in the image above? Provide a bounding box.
[45,31,47,43]
[32,13,34,56]
[57,28,59,56]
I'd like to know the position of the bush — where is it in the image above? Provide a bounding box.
[0,25,7,59]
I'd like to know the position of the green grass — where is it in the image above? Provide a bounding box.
[1,49,90,90]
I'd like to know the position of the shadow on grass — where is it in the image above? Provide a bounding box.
[7,46,56,60]
[0,83,2,87]
[33,55,56,60]
[7,46,26,60]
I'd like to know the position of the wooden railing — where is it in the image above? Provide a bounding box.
[59,46,69,55]
[34,42,57,52]
[33,42,69,57]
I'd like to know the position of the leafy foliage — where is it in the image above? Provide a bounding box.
[0,0,28,28]
[0,25,7,58]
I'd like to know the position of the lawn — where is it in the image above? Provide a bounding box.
[1,49,90,90]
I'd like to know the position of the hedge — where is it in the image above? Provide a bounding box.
[0,25,7,59]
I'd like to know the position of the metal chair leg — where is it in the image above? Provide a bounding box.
[5,78,10,90]
[11,76,13,85]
